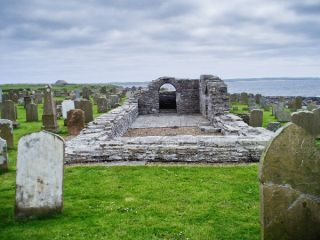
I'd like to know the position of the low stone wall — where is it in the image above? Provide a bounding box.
[69,98,138,144]
[65,133,272,164]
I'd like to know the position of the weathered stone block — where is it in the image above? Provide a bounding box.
[67,109,85,136]
[15,131,64,218]
[0,119,14,149]
[0,137,8,171]
[260,122,320,239]
[249,109,263,127]
[26,103,38,122]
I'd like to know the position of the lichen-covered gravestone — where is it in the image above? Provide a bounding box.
[42,85,59,132]
[1,100,18,127]
[67,109,85,136]
[0,119,14,149]
[15,131,65,218]
[260,109,320,239]
[74,99,93,123]
[26,103,38,122]
[0,137,8,171]
[97,97,109,113]
[249,109,263,127]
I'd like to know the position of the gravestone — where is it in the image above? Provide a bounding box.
[67,109,85,136]
[82,87,91,100]
[249,109,263,127]
[240,92,248,105]
[260,111,320,239]
[0,137,8,171]
[109,95,120,108]
[248,98,257,111]
[74,90,81,99]
[0,119,14,149]
[97,97,109,113]
[255,94,262,105]
[42,85,59,132]
[230,93,239,103]
[1,100,18,128]
[23,96,32,108]
[26,103,38,122]
[294,96,303,110]
[61,100,75,119]
[34,93,43,104]
[276,111,291,122]
[15,131,64,218]
[266,122,281,132]
[260,97,268,108]
[0,88,2,103]
[291,109,320,136]
[74,99,93,123]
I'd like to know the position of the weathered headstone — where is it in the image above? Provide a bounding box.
[1,100,18,128]
[97,97,109,113]
[67,109,85,136]
[266,122,281,132]
[61,100,75,119]
[248,98,257,111]
[0,88,2,103]
[0,137,8,171]
[34,93,43,104]
[23,96,32,108]
[42,85,59,132]
[109,95,120,108]
[260,112,320,239]
[26,103,38,122]
[255,94,262,105]
[240,92,248,105]
[74,89,81,99]
[15,131,64,218]
[291,109,320,136]
[74,99,93,123]
[0,119,14,149]
[249,109,263,127]
[276,111,291,122]
[82,87,91,100]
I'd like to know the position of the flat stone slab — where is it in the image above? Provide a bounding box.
[130,113,209,129]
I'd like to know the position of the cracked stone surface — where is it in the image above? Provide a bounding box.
[260,123,320,239]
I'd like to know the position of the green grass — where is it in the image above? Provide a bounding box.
[1,98,262,239]
[0,164,261,240]
[230,102,283,128]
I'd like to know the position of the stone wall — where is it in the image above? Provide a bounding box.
[138,77,200,114]
[199,75,229,123]
[68,98,138,144]
[65,133,272,164]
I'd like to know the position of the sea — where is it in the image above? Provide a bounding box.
[112,78,320,97]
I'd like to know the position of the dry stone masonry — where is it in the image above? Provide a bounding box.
[65,75,274,164]
[260,110,320,239]
[15,131,65,218]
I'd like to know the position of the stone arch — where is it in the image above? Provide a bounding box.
[159,83,177,113]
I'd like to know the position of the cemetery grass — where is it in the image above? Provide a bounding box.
[1,164,261,240]
[230,103,282,128]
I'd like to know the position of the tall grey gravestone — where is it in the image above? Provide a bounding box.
[260,110,320,239]
[42,85,59,132]
[0,88,2,103]
[0,137,8,171]
[15,131,65,218]
[249,109,263,127]
[1,100,18,128]
[26,103,38,122]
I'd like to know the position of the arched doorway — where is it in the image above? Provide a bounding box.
[159,83,177,113]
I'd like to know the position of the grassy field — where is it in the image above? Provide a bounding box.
[230,103,282,128]
[0,164,261,240]
[0,100,276,239]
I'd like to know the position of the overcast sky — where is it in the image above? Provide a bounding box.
[0,0,320,83]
